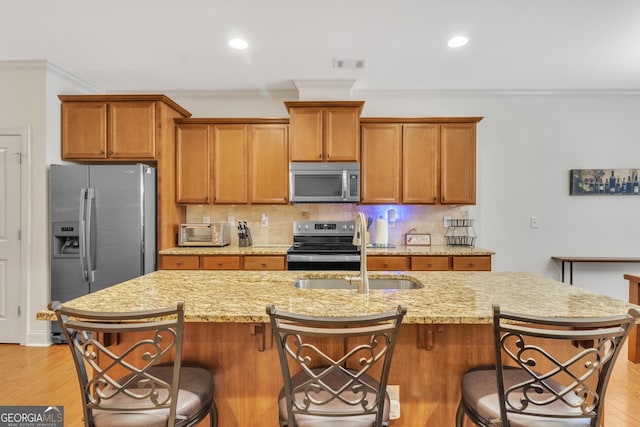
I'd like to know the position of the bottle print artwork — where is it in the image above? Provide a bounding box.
[570,169,640,196]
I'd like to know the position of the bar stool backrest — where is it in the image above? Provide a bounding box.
[267,304,406,427]
[49,301,185,426]
[492,304,639,426]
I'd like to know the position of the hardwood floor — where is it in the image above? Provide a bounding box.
[1,342,639,426]
[0,343,211,426]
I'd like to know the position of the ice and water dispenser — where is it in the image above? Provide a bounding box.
[52,222,80,258]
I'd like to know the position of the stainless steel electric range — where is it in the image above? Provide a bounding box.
[286,220,360,271]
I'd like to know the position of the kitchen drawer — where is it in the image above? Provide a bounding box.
[410,256,450,271]
[160,255,199,270]
[201,255,241,270]
[452,256,492,271]
[243,255,285,270]
[367,256,408,271]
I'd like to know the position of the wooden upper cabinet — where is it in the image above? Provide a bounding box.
[324,107,361,161]
[250,124,289,204]
[59,95,190,161]
[287,107,323,161]
[174,118,289,205]
[213,125,249,204]
[285,101,364,161]
[360,118,482,205]
[108,102,156,159]
[61,102,108,159]
[361,124,402,204]
[440,123,476,205]
[403,124,439,204]
[175,124,211,204]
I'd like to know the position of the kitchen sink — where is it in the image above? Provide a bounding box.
[294,277,422,290]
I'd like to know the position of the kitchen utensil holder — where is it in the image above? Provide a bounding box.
[445,219,477,247]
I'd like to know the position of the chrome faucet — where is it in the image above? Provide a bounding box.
[347,212,369,294]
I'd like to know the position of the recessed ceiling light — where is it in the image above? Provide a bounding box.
[447,36,469,48]
[228,38,248,50]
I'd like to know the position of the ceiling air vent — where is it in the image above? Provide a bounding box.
[333,59,366,69]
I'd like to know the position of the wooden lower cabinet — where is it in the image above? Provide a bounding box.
[410,255,491,271]
[201,255,241,270]
[367,256,408,271]
[160,255,199,270]
[159,254,490,272]
[159,254,286,270]
[410,256,451,271]
[243,256,285,270]
[367,255,492,271]
[452,256,492,271]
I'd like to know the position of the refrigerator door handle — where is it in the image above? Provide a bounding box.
[85,187,96,283]
[79,188,89,282]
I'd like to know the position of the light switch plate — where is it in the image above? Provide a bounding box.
[530,216,540,229]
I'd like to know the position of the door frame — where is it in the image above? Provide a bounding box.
[0,127,31,345]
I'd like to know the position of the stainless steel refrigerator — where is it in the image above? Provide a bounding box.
[49,164,156,342]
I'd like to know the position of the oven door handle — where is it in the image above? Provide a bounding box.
[287,254,361,262]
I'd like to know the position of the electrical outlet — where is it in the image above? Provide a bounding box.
[227,215,235,224]
[387,385,400,420]
[443,216,451,227]
[202,216,210,224]
[261,213,269,227]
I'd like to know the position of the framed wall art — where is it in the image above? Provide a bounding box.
[570,169,639,195]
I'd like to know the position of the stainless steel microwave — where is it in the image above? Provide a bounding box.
[289,162,360,203]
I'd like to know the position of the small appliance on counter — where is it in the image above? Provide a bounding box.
[179,222,231,247]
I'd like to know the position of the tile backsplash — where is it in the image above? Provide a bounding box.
[186,204,469,247]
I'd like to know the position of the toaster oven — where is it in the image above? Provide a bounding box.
[179,223,231,247]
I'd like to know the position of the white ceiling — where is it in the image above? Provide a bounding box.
[3,0,640,93]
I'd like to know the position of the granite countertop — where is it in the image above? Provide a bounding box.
[159,245,495,256]
[37,270,635,324]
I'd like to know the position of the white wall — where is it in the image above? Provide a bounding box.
[170,89,640,301]
[0,60,100,345]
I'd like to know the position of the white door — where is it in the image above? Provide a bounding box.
[0,134,22,343]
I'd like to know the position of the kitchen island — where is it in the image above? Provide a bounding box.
[38,270,637,426]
